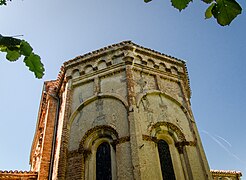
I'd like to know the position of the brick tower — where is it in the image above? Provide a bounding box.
[30,41,213,179]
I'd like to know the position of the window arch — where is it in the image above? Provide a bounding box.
[81,126,118,180]
[149,122,186,179]
[157,139,176,180]
[96,142,112,180]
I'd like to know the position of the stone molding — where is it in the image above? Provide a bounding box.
[142,134,196,154]
[114,136,130,145]
[175,141,197,154]
[142,134,158,143]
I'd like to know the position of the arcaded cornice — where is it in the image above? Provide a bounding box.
[63,41,185,66]
[62,41,191,97]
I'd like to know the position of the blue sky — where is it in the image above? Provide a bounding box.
[0,0,246,178]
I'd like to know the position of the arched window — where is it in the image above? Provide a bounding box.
[96,142,112,180]
[157,139,176,180]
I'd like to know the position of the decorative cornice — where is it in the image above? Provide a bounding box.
[210,170,242,176]
[64,41,185,67]
[44,41,190,100]
[0,170,37,179]
[0,170,37,173]
[62,41,191,97]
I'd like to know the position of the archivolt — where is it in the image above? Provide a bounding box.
[136,90,189,116]
[149,121,186,142]
[78,125,119,152]
[68,93,128,128]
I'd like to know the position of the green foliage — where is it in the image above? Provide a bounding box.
[6,49,21,61]
[0,0,8,5]
[211,0,242,26]
[205,3,216,19]
[144,0,242,26]
[171,0,192,11]
[203,0,214,4]
[20,40,33,56]
[0,35,45,78]
[24,53,44,79]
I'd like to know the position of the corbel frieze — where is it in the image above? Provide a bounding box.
[71,65,125,88]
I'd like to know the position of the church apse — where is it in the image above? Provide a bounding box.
[25,41,242,180]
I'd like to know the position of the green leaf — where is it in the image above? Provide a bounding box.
[24,53,45,78]
[171,0,192,11]
[203,0,214,4]
[6,49,21,61]
[205,3,216,19]
[144,0,152,2]
[20,40,33,56]
[0,46,7,52]
[0,0,7,5]
[212,0,242,26]
[0,36,21,47]
[0,35,44,78]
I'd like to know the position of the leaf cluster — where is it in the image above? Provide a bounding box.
[0,35,45,78]
[145,0,242,26]
[0,0,9,6]
[204,0,242,26]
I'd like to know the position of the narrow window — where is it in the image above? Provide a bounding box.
[96,142,112,180]
[157,140,176,180]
